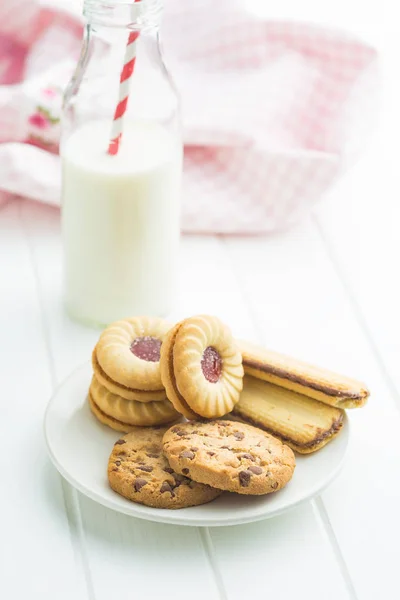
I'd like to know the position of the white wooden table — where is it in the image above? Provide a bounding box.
[2,2,399,599]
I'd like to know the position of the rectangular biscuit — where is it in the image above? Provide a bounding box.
[239,340,369,409]
[231,376,344,454]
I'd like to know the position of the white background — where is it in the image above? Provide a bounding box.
[2,1,399,599]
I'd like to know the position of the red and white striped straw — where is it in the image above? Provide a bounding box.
[108,2,140,156]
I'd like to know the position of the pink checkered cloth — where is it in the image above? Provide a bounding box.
[0,0,378,233]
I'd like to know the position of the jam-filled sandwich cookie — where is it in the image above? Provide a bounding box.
[160,315,244,419]
[94,316,171,402]
[108,427,222,509]
[239,340,369,409]
[88,376,180,431]
[163,420,295,495]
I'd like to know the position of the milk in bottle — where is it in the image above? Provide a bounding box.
[62,120,181,325]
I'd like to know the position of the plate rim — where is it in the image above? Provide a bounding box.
[44,362,350,527]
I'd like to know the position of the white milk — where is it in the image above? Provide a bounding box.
[61,120,182,326]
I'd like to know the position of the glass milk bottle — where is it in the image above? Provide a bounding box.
[61,0,182,327]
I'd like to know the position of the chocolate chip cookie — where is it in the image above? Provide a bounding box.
[163,420,296,495]
[108,426,222,509]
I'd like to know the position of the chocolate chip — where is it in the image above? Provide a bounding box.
[146,453,159,458]
[114,439,126,445]
[248,465,262,475]
[239,453,255,461]
[134,478,147,492]
[182,468,190,475]
[271,482,279,490]
[111,467,118,472]
[138,465,153,472]
[221,445,230,450]
[239,470,252,487]
[180,451,195,460]
[190,447,199,452]
[171,427,187,436]
[163,467,174,474]
[172,476,182,489]
[207,451,216,456]
[233,431,245,441]
[115,460,121,466]
[160,481,174,494]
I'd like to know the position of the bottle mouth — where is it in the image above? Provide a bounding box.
[84,0,163,29]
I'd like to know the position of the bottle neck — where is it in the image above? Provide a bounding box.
[83,0,163,32]
[63,0,176,134]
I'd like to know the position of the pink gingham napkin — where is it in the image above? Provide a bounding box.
[0,0,378,233]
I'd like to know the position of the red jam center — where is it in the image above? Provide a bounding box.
[130,336,162,362]
[201,346,222,383]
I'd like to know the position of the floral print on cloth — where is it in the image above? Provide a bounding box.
[0,0,379,232]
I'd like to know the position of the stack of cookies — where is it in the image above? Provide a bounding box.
[89,314,246,431]
[89,317,181,430]
[87,313,369,509]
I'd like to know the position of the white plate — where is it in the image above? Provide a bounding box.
[44,363,349,527]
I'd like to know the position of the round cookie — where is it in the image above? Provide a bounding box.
[160,315,244,419]
[89,394,139,433]
[108,427,222,509]
[92,348,166,402]
[163,420,296,495]
[89,376,180,428]
[96,316,171,392]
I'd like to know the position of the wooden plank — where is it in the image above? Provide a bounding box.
[224,217,400,600]
[209,503,351,600]
[313,29,400,400]
[312,37,400,600]
[0,201,86,600]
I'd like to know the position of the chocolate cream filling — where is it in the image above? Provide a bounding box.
[232,407,344,449]
[244,359,365,401]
